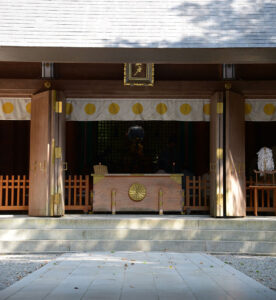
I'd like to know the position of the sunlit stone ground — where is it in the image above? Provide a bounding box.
[0,252,275,300]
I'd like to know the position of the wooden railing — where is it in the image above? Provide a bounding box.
[0,175,29,210]
[0,174,275,215]
[246,177,275,214]
[0,175,91,213]
[65,175,91,213]
[184,176,210,212]
[183,176,275,215]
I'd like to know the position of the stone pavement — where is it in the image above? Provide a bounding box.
[0,252,275,300]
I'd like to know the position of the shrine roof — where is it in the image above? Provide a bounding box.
[0,0,276,49]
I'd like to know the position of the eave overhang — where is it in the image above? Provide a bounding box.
[1,47,276,64]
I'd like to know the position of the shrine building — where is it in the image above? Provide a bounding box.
[0,0,276,218]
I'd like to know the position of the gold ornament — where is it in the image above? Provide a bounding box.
[224,82,232,90]
[128,183,146,201]
[44,81,51,89]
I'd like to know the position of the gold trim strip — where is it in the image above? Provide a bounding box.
[51,139,55,164]
[55,101,62,113]
[170,175,182,185]
[217,103,223,114]
[93,175,104,184]
[55,147,62,159]
[216,193,223,206]
[216,148,223,160]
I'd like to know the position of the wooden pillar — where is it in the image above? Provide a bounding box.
[29,90,66,216]
[225,89,246,216]
[210,92,224,217]
[210,89,246,217]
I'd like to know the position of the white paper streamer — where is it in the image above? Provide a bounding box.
[257,147,275,172]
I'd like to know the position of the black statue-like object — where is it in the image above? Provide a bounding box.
[124,126,146,173]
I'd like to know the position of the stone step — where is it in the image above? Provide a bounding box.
[0,239,276,255]
[1,228,276,242]
[0,216,275,230]
[1,215,275,254]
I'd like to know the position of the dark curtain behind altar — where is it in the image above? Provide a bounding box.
[65,121,210,176]
[1,120,275,177]
[0,121,30,175]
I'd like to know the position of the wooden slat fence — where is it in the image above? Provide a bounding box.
[65,175,91,212]
[246,176,275,213]
[0,174,275,215]
[184,176,275,214]
[0,175,91,213]
[184,176,210,212]
[0,175,29,210]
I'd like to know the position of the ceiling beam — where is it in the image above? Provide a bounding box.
[1,47,276,64]
[0,79,276,98]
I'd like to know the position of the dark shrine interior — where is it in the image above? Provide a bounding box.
[0,120,276,179]
[65,121,210,176]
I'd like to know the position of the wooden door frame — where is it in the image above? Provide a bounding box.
[210,92,224,217]
[29,90,65,216]
[29,90,52,216]
[225,89,246,216]
[28,87,247,217]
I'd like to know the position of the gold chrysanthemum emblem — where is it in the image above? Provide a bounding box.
[128,183,146,201]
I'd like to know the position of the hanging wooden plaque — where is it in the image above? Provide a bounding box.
[124,63,154,86]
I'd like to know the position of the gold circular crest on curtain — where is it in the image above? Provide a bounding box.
[85,103,96,115]
[180,103,192,115]
[245,103,252,115]
[263,103,275,115]
[128,183,147,201]
[132,103,143,114]
[2,102,14,114]
[26,103,32,114]
[66,103,73,115]
[156,103,167,115]
[109,103,120,115]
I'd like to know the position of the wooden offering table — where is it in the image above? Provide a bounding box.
[92,174,183,214]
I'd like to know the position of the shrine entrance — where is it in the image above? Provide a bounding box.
[66,120,210,214]
[0,96,212,215]
[3,93,274,217]
[1,92,275,217]
[64,98,211,215]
